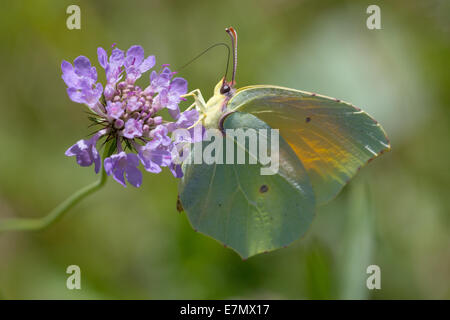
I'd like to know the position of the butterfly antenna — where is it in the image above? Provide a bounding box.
[225,27,238,84]
[178,42,231,82]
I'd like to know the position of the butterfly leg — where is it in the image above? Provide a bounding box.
[181,89,207,113]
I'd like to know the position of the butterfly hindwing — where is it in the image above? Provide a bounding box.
[179,112,315,258]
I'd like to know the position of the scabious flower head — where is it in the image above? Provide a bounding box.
[62,44,202,187]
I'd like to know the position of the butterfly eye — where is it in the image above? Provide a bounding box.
[220,84,231,94]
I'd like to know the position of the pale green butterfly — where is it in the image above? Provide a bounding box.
[178,27,390,258]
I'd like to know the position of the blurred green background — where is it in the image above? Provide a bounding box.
[0,0,449,299]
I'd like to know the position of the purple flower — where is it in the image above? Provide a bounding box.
[104,152,142,187]
[65,132,103,173]
[126,95,142,112]
[98,47,125,100]
[145,66,172,94]
[166,109,199,132]
[122,118,143,139]
[150,125,172,147]
[137,140,172,173]
[124,45,155,84]
[61,56,103,107]
[62,56,97,88]
[159,78,188,119]
[106,101,124,119]
[98,47,125,83]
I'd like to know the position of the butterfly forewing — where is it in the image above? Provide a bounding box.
[227,85,391,205]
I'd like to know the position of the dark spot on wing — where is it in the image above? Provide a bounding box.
[259,185,269,193]
[305,117,311,123]
[335,98,341,102]
[311,93,316,96]
[176,195,184,213]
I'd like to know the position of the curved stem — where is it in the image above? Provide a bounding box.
[0,159,108,233]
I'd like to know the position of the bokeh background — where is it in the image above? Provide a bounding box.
[0,0,449,299]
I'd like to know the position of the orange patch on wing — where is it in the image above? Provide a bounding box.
[281,127,359,185]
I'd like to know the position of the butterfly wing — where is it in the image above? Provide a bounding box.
[179,112,315,258]
[227,85,391,205]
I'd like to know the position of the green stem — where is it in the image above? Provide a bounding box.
[0,155,108,233]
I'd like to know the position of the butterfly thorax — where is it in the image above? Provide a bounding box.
[202,79,235,129]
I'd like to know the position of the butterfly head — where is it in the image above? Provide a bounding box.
[220,82,232,95]
[219,78,236,97]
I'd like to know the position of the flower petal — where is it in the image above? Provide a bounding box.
[110,48,125,65]
[104,154,127,187]
[97,47,108,69]
[73,56,93,78]
[126,153,140,167]
[112,167,127,187]
[167,109,198,131]
[125,45,144,68]
[86,82,103,107]
[61,60,78,87]
[66,87,85,104]
[169,77,188,96]
[122,119,143,139]
[139,55,155,74]
[93,150,101,174]
[167,105,180,120]
[65,135,102,173]
[170,163,183,178]
[106,101,124,119]
[125,165,142,187]
[104,156,115,175]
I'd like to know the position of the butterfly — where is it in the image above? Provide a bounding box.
[178,27,390,258]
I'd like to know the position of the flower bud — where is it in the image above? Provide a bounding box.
[104,84,115,100]
[117,81,127,90]
[114,118,124,129]
[154,116,163,125]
